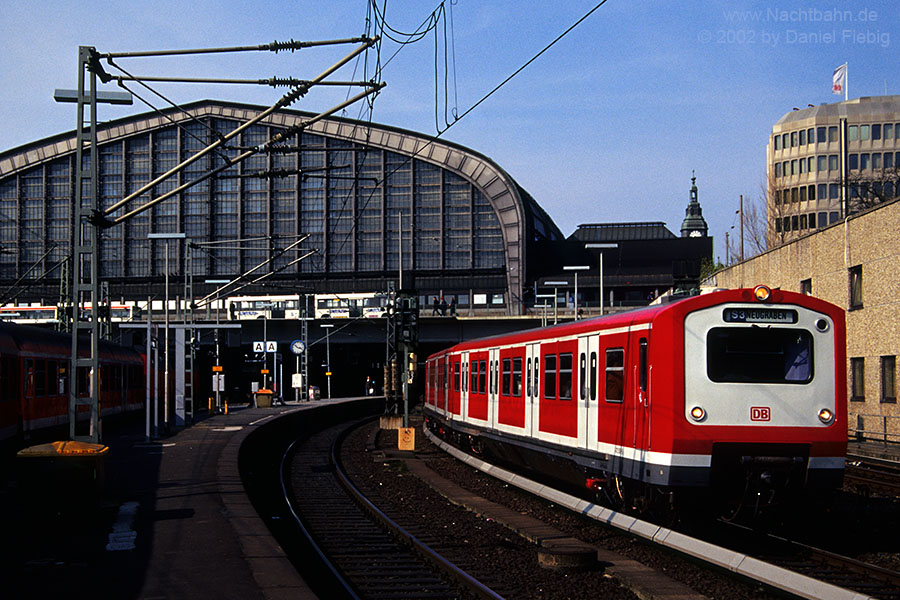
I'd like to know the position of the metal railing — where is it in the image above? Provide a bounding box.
[849,412,900,445]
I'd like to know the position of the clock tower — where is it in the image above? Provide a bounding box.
[680,171,709,238]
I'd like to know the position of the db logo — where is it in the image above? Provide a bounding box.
[750,407,771,422]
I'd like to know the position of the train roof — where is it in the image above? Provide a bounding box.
[428,288,844,359]
[0,322,142,362]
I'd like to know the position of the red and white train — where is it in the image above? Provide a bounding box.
[0,322,144,443]
[424,286,847,515]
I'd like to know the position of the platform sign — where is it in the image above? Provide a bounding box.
[253,341,278,353]
[212,373,225,392]
[212,365,223,372]
[292,373,304,389]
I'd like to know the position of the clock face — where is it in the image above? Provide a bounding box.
[290,340,306,355]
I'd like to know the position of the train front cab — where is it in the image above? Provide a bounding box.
[675,288,847,495]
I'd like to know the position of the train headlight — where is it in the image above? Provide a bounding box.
[753,285,772,302]
[818,408,835,424]
[689,406,706,422]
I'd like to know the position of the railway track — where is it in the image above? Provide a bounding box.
[710,521,900,600]
[845,453,900,496]
[282,418,505,600]
[423,426,900,600]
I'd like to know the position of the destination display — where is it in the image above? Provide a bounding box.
[723,307,797,324]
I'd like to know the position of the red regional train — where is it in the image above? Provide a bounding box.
[423,286,847,516]
[0,322,144,442]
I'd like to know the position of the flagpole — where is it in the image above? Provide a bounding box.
[845,63,848,101]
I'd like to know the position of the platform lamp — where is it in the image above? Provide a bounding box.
[205,279,230,414]
[563,265,589,319]
[321,323,334,399]
[585,243,618,315]
[148,232,186,433]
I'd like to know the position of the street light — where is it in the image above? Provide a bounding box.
[585,243,618,315]
[321,323,334,399]
[544,280,568,324]
[563,265,589,319]
[149,232,186,433]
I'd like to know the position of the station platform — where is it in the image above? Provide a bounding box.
[0,402,328,600]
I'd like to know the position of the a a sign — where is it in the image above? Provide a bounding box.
[253,341,278,353]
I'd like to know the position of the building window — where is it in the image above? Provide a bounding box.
[799,129,806,145]
[774,135,781,151]
[849,264,863,310]
[818,212,828,228]
[849,154,858,170]
[800,278,812,295]
[828,154,838,170]
[817,183,827,199]
[782,133,789,148]
[799,214,808,229]
[817,155,827,172]
[851,357,865,402]
[775,163,782,177]
[873,153,881,170]
[882,356,897,404]
[861,124,870,141]
[829,183,838,199]
[791,131,798,147]
[817,126,826,142]
[829,211,839,224]
[884,123,893,139]
[828,126,838,142]
[849,125,858,141]
[885,152,894,169]
[860,153,870,170]
[872,124,881,140]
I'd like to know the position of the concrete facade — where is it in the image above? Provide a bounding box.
[709,198,900,442]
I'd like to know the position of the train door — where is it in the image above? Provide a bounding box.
[632,335,651,455]
[460,352,469,421]
[579,335,600,451]
[488,347,499,428]
[448,354,462,417]
[525,343,540,436]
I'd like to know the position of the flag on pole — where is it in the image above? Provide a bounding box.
[832,63,847,96]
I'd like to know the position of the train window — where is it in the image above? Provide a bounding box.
[35,359,47,397]
[559,353,573,400]
[707,328,813,384]
[606,349,625,403]
[453,362,460,392]
[501,358,511,396]
[589,352,597,401]
[544,354,557,399]
[579,353,586,400]
[526,357,532,396]
[478,360,486,394]
[639,339,648,392]
[470,361,478,393]
[534,357,539,395]
[24,359,34,397]
[512,357,523,396]
[463,362,467,393]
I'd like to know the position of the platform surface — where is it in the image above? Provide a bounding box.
[0,402,327,600]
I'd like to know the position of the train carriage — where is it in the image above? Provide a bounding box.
[0,322,144,442]
[424,287,847,514]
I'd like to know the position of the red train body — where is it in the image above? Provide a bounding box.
[424,287,847,513]
[0,322,144,442]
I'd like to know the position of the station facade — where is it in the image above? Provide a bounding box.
[0,100,563,315]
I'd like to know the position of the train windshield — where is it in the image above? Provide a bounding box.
[706,327,813,384]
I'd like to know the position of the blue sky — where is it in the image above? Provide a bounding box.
[2,1,899,260]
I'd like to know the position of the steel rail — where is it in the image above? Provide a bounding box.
[330,421,506,600]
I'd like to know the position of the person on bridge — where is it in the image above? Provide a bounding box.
[432,297,440,315]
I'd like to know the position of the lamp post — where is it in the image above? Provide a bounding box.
[149,232,186,432]
[585,243,618,315]
[544,280,568,324]
[535,294,554,327]
[205,279,230,414]
[563,265,590,319]
[321,323,334,399]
